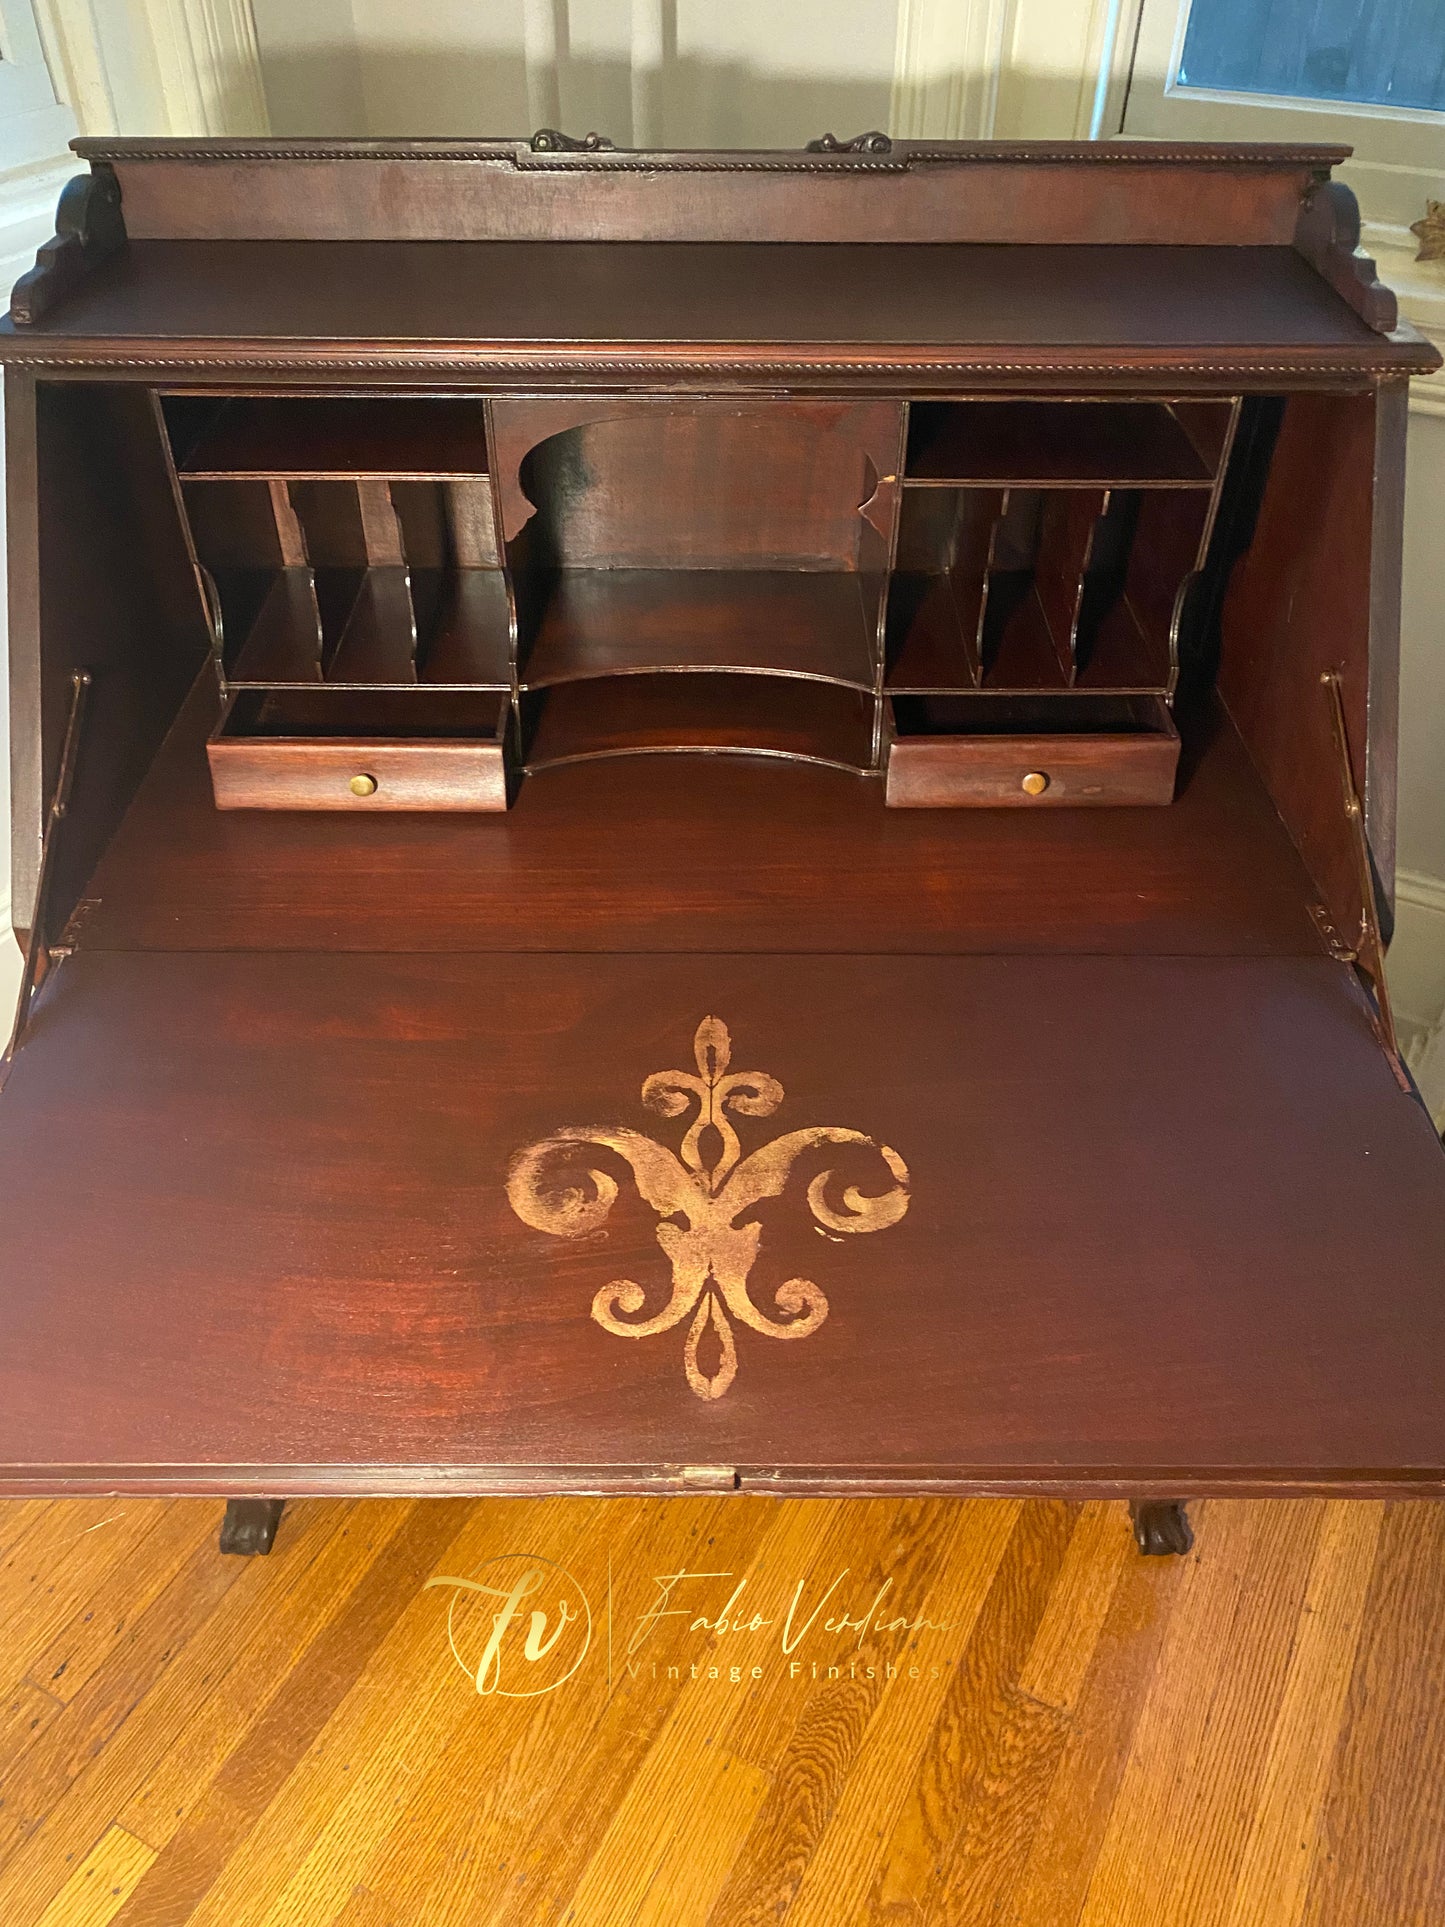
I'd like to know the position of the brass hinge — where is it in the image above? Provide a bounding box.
[1320,669,1409,1091]
[677,1464,740,1491]
[52,895,100,959]
[0,668,92,1091]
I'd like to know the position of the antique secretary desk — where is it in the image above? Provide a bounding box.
[0,134,1442,1559]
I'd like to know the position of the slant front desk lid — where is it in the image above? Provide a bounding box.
[1,949,1441,1497]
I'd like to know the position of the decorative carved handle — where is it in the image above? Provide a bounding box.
[806,131,893,154]
[529,129,616,153]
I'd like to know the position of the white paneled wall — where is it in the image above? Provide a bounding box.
[252,0,900,148]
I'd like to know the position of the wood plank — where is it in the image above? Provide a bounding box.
[0,1504,358,1919]
[1302,1502,1445,1927]
[1017,1499,1134,1713]
[114,1501,407,1852]
[30,1824,154,1927]
[0,1502,175,1703]
[1075,1502,1327,1927]
[106,1501,470,1927]
[766,1501,1022,1927]
[1225,1501,1384,1927]
[219,1501,610,1927]
[473,1500,804,1927]
[0,1497,1436,1921]
[1008,1512,1193,1927]
[0,1681,63,1789]
[860,1501,1076,1921]
[0,1528,245,1877]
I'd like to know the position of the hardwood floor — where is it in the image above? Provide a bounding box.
[0,1497,1440,1925]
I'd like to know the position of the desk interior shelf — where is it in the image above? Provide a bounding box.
[159,389,1240,808]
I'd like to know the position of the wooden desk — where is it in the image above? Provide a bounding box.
[1,136,1439,1558]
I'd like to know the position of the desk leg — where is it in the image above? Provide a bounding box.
[219,1499,286,1556]
[1130,1500,1192,1555]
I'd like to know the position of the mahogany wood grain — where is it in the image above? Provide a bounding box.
[2,145,1439,1523]
[2,243,1433,386]
[9,378,211,934]
[885,694,1179,807]
[492,398,900,564]
[519,570,876,691]
[1218,388,1402,937]
[0,949,1439,1493]
[905,400,1223,487]
[79,678,1323,955]
[207,687,510,810]
[172,394,491,478]
[207,733,509,812]
[67,140,1351,248]
[523,673,875,771]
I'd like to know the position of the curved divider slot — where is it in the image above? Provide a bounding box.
[887,480,1209,698]
[1076,490,1211,692]
[178,473,512,692]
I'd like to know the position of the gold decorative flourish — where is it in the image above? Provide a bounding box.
[1411,201,1445,263]
[506,1017,910,1400]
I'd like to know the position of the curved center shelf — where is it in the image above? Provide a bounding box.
[524,674,876,773]
[518,568,878,691]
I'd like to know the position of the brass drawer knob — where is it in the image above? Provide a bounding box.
[1021,770,1050,796]
[349,772,379,797]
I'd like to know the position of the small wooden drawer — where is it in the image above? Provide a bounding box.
[208,689,512,811]
[885,693,1179,808]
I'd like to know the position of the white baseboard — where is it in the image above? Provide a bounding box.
[1388,870,1445,1034]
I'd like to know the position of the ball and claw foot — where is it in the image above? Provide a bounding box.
[1130,1499,1193,1556]
[219,1498,286,1556]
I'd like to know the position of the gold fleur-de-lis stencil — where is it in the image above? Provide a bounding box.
[506,1016,911,1400]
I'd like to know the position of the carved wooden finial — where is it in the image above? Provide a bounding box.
[1410,200,1445,264]
[805,131,893,155]
[529,129,616,154]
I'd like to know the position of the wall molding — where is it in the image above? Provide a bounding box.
[1390,868,1445,1034]
[890,0,1011,140]
[35,0,268,137]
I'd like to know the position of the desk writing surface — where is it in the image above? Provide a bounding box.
[0,948,1440,1493]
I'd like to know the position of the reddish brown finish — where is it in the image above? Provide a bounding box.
[72,139,1340,248]
[172,393,491,477]
[1293,176,1399,332]
[0,143,1440,1507]
[904,399,1225,487]
[885,695,1179,807]
[521,571,876,691]
[82,679,1321,956]
[1,244,1434,386]
[525,674,875,772]
[0,949,1440,1494]
[1219,388,1401,936]
[492,398,900,562]
[208,689,510,811]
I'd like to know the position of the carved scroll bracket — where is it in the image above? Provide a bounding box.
[1294,178,1399,335]
[10,167,125,327]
